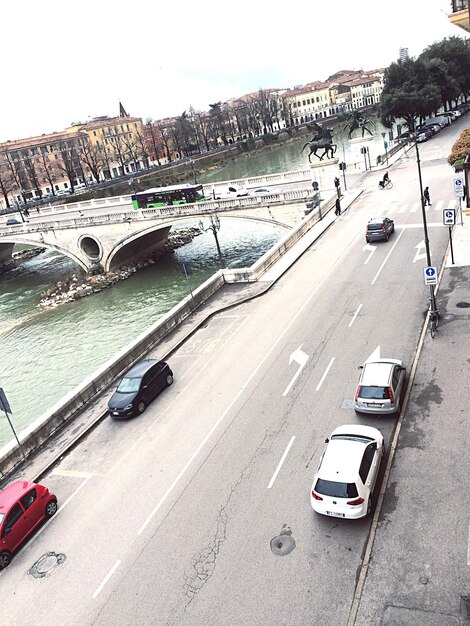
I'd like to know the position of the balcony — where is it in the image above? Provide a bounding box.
[448,0,470,32]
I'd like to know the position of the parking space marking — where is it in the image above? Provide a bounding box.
[268,436,295,489]
[93,559,121,599]
[349,304,363,328]
[316,357,335,392]
[371,228,405,286]
[52,469,105,478]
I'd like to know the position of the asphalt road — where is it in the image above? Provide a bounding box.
[0,119,466,625]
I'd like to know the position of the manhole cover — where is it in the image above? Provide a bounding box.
[28,552,66,578]
[270,525,296,556]
[456,302,470,308]
[271,535,296,556]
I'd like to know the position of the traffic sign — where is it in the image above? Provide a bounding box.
[443,209,456,226]
[0,388,12,414]
[423,266,437,286]
[454,178,464,197]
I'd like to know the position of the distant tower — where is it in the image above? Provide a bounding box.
[399,47,409,62]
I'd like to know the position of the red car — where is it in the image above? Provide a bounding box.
[0,480,58,569]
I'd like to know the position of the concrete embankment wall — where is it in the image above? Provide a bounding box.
[0,197,334,478]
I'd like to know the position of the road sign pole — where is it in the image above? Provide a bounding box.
[459,197,463,226]
[2,408,25,459]
[448,227,455,265]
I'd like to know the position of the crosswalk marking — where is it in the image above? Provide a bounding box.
[366,198,459,217]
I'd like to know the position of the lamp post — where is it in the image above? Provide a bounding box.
[190,159,197,184]
[381,132,389,166]
[199,214,224,269]
[414,136,438,315]
[128,177,137,195]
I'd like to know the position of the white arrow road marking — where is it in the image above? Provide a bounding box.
[283,346,309,396]
[365,345,381,363]
[362,243,376,264]
[267,436,296,489]
[413,240,427,263]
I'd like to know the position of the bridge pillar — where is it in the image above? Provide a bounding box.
[0,242,15,270]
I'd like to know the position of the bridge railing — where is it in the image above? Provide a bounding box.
[0,189,314,236]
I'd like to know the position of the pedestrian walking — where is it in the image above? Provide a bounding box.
[424,186,431,206]
[335,198,341,216]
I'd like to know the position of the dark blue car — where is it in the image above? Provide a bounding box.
[108,359,173,418]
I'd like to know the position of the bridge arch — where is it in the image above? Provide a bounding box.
[0,237,88,271]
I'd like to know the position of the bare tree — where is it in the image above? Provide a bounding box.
[76,137,102,183]
[56,140,79,192]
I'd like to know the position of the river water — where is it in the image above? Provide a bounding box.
[0,123,392,446]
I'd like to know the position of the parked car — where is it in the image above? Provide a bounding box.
[108,359,173,418]
[365,217,395,243]
[0,480,58,570]
[310,424,384,519]
[5,217,22,226]
[415,127,433,142]
[354,358,406,415]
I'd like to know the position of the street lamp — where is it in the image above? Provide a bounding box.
[413,135,438,316]
[190,159,197,184]
[199,214,224,269]
[381,132,389,166]
[128,177,137,196]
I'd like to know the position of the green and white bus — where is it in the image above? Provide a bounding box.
[131,184,206,209]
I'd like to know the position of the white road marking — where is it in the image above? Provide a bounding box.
[413,240,427,263]
[348,304,363,328]
[434,200,444,213]
[410,202,420,213]
[315,357,335,392]
[398,204,408,214]
[365,345,381,362]
[267,436,296,489]
[52,469,103,478]
[371,228,405,285]
[283,346,309,396]
[362,243,376,264]
[137,231,364,537]
[93,559,121,599]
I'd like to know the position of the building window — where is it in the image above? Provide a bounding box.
[93,131,97,136]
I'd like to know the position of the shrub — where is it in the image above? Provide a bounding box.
[448,128,470,166]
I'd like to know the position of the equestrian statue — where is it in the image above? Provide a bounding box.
[300,121,337,162]
[344,110,374,139]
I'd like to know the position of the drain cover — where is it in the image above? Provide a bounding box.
[456,302,470,308]
[29,552,66,578]
[270,525,296,556]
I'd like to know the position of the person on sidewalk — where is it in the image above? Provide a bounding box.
[335,198,341,216]
[424,186,431,206]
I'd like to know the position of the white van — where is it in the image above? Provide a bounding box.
[212,184,249,200]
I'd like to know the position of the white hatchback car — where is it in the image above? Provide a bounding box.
[310,424,384,519]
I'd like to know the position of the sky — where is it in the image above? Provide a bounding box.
[1,0,465,143]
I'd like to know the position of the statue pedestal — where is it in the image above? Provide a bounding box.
[349,135,374,144]
[309,159,339,190]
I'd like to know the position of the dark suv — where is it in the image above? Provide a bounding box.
[365,217,395,243]
[108,359,173,418]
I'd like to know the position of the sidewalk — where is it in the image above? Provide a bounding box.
[354,224,470,625]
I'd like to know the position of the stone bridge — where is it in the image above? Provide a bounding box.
[0,186,312,273]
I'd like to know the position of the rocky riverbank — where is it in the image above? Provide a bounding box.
[38,227,201,309]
